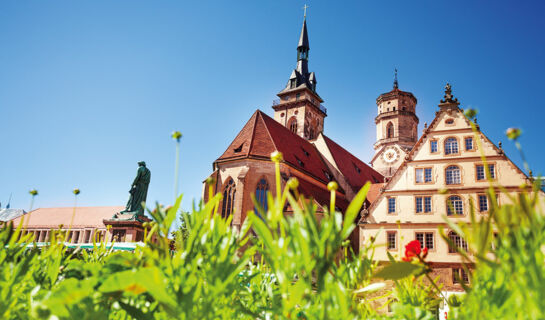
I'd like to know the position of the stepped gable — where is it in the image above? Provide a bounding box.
[10,206,124,228]
[321,135,383,191]
[216,110,334,184]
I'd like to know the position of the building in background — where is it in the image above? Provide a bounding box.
[203,16,383,252]
[9,206,147,243]
[361,84,534,290]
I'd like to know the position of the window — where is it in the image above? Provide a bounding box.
[415,196,432,213]
[393,107,396,111]
[288,117,298,134]
[430,140,438,153]
[445,165,461,185]
[478,194,488,212]
[234,143,244,153]
[301,147,310,157]
[476,164,495,181]
[415,232,434,250]
[465,137,474,151]
[290,79,296,89]
[447,195,464,216]
[452,268,470,284]
[387,231,397,250]
[387,122,394,138]
[295,156,304,167]
[221,178,236,218]
[112,229,126,242]
[445,118,455,125]
[353,163,361,174]
[255,179,269,216]
[444,137,459,155]
[415,168,433,183]
[296,93,301,101]
[448,231,468,253]
[388,197,396,214]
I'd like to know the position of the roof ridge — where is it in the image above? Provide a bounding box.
[247,110,261,157]
[255,110,279,154]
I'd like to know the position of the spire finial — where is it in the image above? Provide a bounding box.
[393,68,398,89]
[303,4,309,19]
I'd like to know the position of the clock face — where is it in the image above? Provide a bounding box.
[382,146,399,164]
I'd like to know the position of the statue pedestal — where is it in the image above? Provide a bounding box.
[103,212,152,242]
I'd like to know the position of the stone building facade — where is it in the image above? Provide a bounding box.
[361,84,534,290]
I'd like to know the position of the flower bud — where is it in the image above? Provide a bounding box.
[171,131,182,141]
[327,181,338,191]
[506,127,521,140]
[29,189,38,196]
[287,177,299,190]
[270,151,283,163]
[73,188,80,195]
[205,176,216,185]
[464,108,478,120]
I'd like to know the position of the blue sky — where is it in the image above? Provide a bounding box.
[1,0,544,212]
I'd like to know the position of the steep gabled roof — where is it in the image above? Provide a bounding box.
[321,134,383,191]
[215,110,333,183]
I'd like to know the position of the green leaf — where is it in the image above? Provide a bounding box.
[373,262,424,280]
[342,182,370,238]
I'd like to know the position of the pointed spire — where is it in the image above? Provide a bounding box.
[298,18,309,50]
[393,68,399,89]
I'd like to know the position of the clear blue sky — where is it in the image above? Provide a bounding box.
[1,0,544,212]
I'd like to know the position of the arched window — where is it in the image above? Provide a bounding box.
[254,178,269,216]
[445,165,461,185]
[448,231,468,252]
[288,117,298,134]
[221,178,236,218]
[447,195,464,216]
[444,137,459,155]
[387,122,394,138]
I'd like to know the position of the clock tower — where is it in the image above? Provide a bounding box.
[370,71,419,178]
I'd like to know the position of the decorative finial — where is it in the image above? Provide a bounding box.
[499,141,502,150]
[529,170,533,178]
[424,122,428,129]
[440,82,459,105]
[393,68,398,89]
[303,4,309,19]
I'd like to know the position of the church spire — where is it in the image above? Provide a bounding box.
[296,15,310,75]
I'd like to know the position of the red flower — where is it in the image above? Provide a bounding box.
[403,240,422,262]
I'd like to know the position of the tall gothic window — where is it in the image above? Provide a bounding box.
[387,122,394,138]
[445,137,459,155]
[221,178,236,218]
[288,117,298,134]
[445,165,461,185]
[254,179,269,216]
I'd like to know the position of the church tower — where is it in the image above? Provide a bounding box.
[370,71,419,178]
[272,15,326,140]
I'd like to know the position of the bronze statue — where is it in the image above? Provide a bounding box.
[120,161,151,217]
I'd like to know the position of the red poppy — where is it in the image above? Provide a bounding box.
[403,240,421,261]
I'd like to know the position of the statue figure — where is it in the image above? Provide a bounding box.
[120,161,151,217]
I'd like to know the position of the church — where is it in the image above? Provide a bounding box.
[204,14,536,289]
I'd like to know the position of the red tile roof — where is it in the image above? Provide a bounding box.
[295,177,350,212]
[322,135,383,191]
[10,206,123,229]
[216,110,333,184]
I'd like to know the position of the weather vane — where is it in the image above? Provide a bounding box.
[303,4,309,18]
